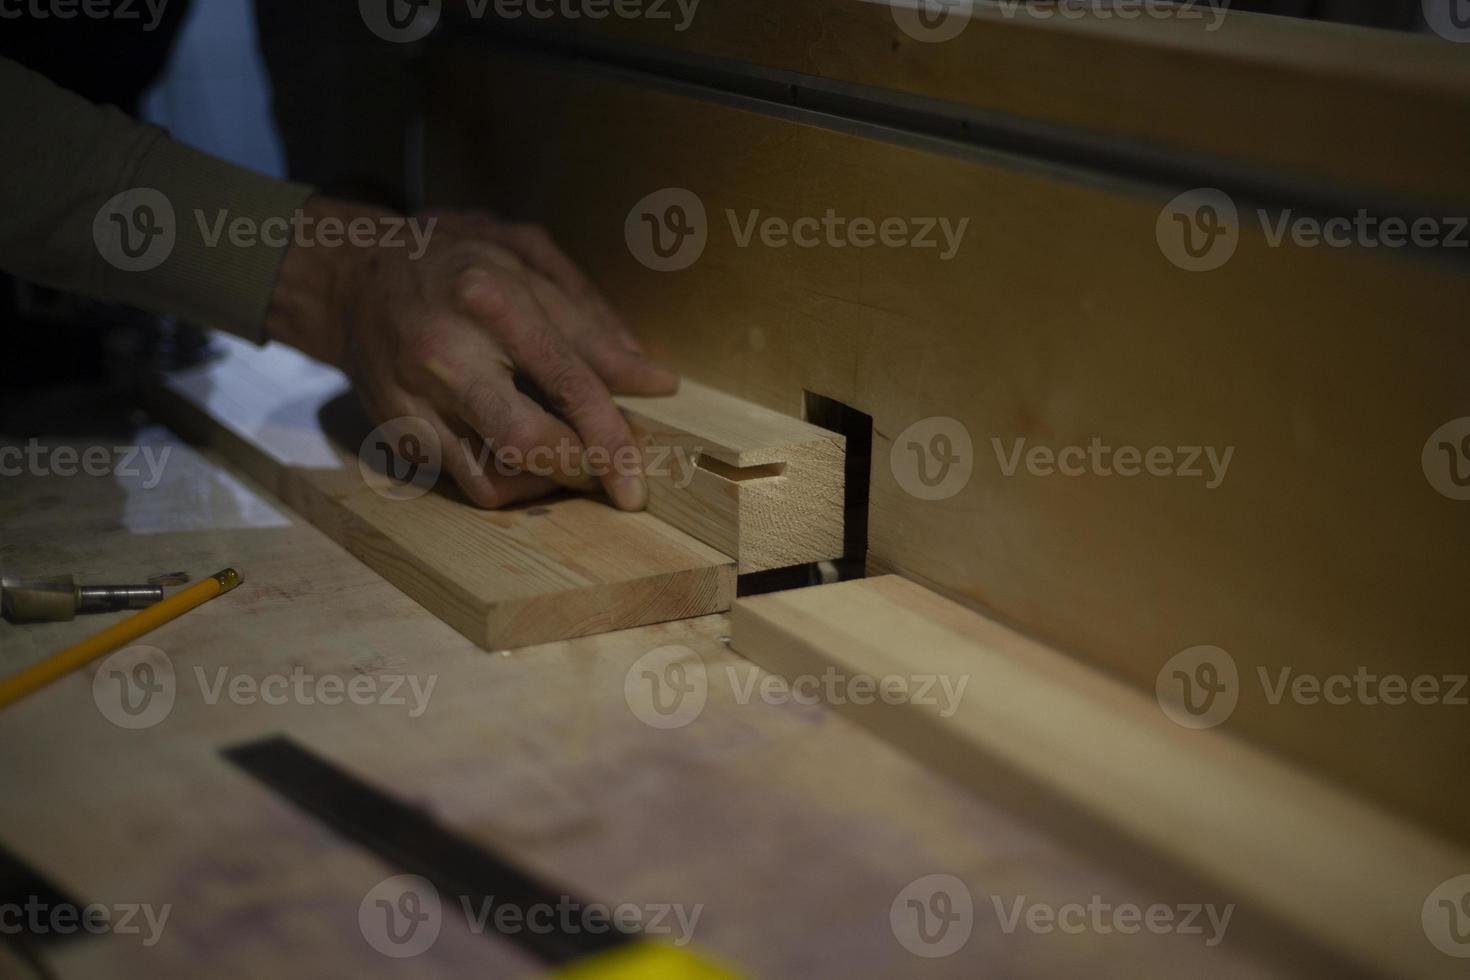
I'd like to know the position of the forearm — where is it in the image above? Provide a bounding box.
[0,56,314,342]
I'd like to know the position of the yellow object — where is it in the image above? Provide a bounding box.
[0,568,241,710]
[552,944,741,980]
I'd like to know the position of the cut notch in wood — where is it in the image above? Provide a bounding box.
[694,455,786,482]
[151,335,735,651]
[617,379,846,574]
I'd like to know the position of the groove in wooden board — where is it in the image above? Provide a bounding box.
[729,576,1469,980]
[426,53,1470,847]
[151,335,735,650]
[616,379,845,574]
[440,2,1470,210]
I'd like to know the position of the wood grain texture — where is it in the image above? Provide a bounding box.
[444,0,1470,210]
[149,335,733,650]
[0,422,1306,979]
[617,379,845,572]
[426,52,1470,847]
[281,465,733,648]
[731,576,1470,980]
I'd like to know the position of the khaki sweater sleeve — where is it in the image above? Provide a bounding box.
[0,56,314,343]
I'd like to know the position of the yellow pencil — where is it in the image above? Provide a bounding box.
[0,568,241,710]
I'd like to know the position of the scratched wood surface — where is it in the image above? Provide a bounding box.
[0,406,1310,978]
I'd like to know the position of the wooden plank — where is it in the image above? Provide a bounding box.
[730,575,1470,980]
[280,465,733,648]
[425,52,1470,847]
[617,379,845,573]
[443,0,1470,210]
[148,334,733,650]
[0,421,1306,979]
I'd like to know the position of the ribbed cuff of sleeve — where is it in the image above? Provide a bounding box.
[100,136,315,344]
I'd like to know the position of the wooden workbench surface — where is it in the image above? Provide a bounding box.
[0,405,1296,979]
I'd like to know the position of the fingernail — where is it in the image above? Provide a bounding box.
[640,361,679,392]
[457,268,492,302]
[611,473,647,511]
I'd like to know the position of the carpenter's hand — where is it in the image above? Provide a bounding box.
[265,197,677,509]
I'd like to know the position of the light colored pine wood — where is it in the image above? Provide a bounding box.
[148,335,734,649]
[731,575,1470,980]
[443,0,1470,210]
[0,423,1302,978]
[427,52,1470,847]
[616,380,844,573]
[281,465,734,648]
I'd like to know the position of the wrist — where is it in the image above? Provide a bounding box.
[263,196,387,367]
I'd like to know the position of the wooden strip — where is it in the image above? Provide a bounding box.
[617,380,845,573]
[425,52,1470,846]
[0,424,1305,979]
[730,575,1470,980]
[149,335,734,650]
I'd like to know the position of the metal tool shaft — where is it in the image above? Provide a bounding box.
[76,586,165,614]
[2,576,166,623]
